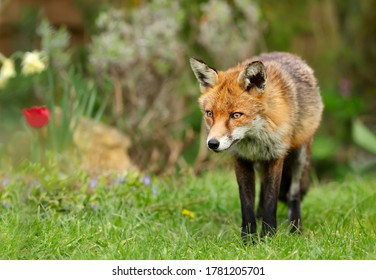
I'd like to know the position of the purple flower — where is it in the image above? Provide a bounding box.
[142,175,151,186]
[2,201,10,208]
[90,179,98,189]
[1,178,10,187]
[90,203,98,210]
[118,176,126,184]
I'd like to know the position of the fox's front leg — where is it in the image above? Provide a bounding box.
[260,157,284,237]
[234,157,256,243]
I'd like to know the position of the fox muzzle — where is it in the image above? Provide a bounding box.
[207,138,220,150]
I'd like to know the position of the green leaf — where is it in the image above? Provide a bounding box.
[312,134,339,160]
[352,119,376,154]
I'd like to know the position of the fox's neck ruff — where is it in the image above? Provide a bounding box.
[230,119,289,161]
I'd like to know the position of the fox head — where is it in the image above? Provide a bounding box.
[190,57,268,152]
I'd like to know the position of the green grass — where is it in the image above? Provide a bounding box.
[0,162,375,259]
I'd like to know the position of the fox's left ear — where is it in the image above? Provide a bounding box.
[238,61,267,92]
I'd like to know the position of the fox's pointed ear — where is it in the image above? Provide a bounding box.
[190,58,218,89]
[238,61,267,92]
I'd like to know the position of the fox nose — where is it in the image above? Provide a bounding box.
[208,139,220,150]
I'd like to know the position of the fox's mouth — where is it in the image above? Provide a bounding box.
[209,138,240,152]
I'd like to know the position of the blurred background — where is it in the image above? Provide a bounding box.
[0,0,375,179]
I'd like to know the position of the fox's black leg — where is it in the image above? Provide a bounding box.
[256,185,264,219]
[287,142,311,233]
[234,157,256,243]
[260,157,284,237]
[288,194,302,233]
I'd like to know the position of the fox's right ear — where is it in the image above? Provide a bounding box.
[189,58,218,89]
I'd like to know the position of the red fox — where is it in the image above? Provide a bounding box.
[190,52,323,241]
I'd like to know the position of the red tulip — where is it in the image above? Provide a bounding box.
[22,106,50,128]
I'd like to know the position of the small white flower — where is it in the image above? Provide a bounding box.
[22,51,47,75]
[0,58,16,79]
[0,58,16,89]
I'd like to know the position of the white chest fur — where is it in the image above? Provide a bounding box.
[230,117,289,161]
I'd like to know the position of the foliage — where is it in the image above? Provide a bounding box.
[88,2,190,173]
[352,119,376,155]
[351,119,376,173]
[335,0,376,95]
[0,164,375,259]
[90,1,185,75]
[198,0,260,68]
[37,20,71,71]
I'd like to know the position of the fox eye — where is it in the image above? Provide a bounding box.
[231,112,243,119]
[206,111,213,118]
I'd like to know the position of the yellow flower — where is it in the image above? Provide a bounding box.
[182,209,195,219]
[22,51,47,75]
[0,58,16,89]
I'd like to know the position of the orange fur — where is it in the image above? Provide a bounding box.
[196,53,322,158]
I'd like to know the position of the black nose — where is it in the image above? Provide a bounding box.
[208,139,220,150]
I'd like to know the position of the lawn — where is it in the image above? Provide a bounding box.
[0,162,375,260]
